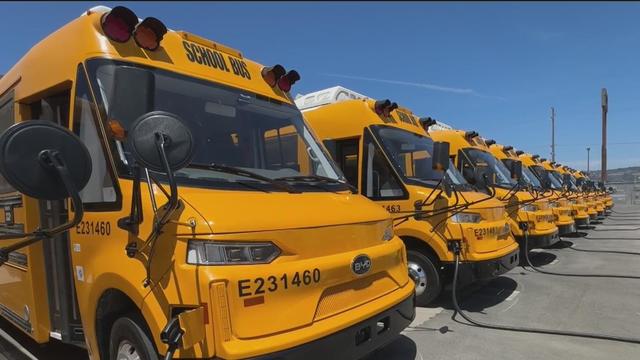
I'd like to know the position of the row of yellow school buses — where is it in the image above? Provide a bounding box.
[0,6,613,360]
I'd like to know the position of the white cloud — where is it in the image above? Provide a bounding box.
[322,73,505,100]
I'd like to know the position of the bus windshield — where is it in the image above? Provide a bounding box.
[372,126,472,190]
[502,159,542,188]
[462,148,515,188]
[85,59,346,192]
[531,165,562,190]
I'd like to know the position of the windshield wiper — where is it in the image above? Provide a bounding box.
[274,175,357,193]
[190,163,301,193]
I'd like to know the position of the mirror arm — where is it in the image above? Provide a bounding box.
[0,150,83,265]
[419,177,443,208]
[119,166,143,236]
[140,133,181,287]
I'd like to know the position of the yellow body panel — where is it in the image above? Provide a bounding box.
[0,8,412,359]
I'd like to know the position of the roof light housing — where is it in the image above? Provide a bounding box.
[261,64,286,87]
[515,150,524,156]
[503,145,513,151]
[133,17,167,51]
[485,139,496,146]
[419,117,437,131]
[101,6,138,43]
[384,102,398,117]
[464,130,479,140]
[373,99,391,115]
[277,70,300,92]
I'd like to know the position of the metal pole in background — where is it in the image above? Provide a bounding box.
[587,147,590,173]
[601,88,608,183]
[551,107,556,162]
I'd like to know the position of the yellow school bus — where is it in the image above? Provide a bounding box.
[540,159,605,220]
[296,88,519,306]
[569,168,613,212]
[429,130,559,254]
[570,169,608,218]
[487,143,576,235]
[518,154,591,228]
[0,6,414,360]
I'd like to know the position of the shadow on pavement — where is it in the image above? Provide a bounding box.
[364,335,417,360]
[434,276,519,313]
[549,240,574,249]
[527,251,557,266]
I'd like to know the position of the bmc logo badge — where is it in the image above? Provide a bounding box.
[351,254,372,275]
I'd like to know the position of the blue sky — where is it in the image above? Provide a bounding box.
[1,1,639,171]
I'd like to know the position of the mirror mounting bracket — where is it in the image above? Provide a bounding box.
[118,165,143,236]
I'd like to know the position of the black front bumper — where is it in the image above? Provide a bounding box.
[557,223,576,235]
[442,248,520,287]
[252,293,415,360]
[516,230,560,250]
[589,213,597,220]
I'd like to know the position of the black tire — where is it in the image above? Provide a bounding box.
[407,249,441,306]
[109,313,158,360]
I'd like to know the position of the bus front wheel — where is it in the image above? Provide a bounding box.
[407,250,441,306]
[109,313,159,360]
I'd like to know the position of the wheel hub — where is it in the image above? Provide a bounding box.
[116,340,141,360]
[408,261,428,296]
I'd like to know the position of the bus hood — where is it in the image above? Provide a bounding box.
[177,188,391,234]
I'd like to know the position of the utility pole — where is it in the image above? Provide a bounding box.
[587,147,591,173]
[601,88,608,183]
[551,107,556,162]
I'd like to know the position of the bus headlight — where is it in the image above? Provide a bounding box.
[187,241,280,265]
[450,212,482,223]
[382,220,394,241]
[521,204,538,212]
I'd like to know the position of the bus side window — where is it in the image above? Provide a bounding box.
[323,138,359,188]
[362,130,405,199]
[459,150,475,185]
[0,90,15,194]
[72,66,120,211]
[29,90,70,127]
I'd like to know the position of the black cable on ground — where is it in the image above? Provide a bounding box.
[592,227,640,231]
[611,210,640,215]
[522,231,640,279]
[565,244,640,256]
[450,245,640,344]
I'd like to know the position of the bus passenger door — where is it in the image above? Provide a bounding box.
[28,89,85,345]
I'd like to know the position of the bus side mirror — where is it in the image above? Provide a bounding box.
[0,121,92,263]
[510,161,522,181]
[432,141,450,173]
[473,168,490,191]
[128,111,195,174]
[0,121,91,201]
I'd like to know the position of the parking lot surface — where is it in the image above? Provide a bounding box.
[1,205,639,360]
